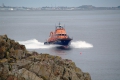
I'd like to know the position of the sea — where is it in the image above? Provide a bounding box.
[0,10,120,80]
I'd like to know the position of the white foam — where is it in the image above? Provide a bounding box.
[71,41,93,48]
[18,39,52,49]
[18,39,93,49]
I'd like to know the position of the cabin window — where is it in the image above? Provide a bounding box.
[57,34,67,36]
[61,34,67,36]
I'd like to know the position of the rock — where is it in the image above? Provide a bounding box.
[17,68,43,80]
[26,54,91,80]
[0,58,8,64]
[0,35,27,59]
[6,75,25,80]
[0,46,6,59]
[0,35,91,80]
[0,62,9,80]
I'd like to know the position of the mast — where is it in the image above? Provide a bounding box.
[59,22,60,26]
[59,22,62,28]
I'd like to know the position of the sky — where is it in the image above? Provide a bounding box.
[0,0,120,7]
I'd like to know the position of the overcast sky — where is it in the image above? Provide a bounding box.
[0,0,120,7]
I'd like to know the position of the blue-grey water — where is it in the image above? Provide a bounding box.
[0,10,120,80]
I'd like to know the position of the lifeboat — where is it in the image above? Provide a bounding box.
[44,23,73,46]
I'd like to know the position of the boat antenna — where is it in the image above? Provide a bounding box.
[59,22,60,26]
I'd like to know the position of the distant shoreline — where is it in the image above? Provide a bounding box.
[0,9,120,11]
[0,5,120,11]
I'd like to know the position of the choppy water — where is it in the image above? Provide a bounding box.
[0,10,120,80]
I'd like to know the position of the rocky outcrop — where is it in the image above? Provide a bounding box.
[0,35,26,59]
[0,35,91,80]
[18,68,43,80]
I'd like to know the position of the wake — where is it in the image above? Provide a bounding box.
[18,39,93,49]
[71,41,93,48]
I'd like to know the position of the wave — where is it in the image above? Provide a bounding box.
[18,39,93,49]
[71,41,93,48]
[18,39,52,49]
